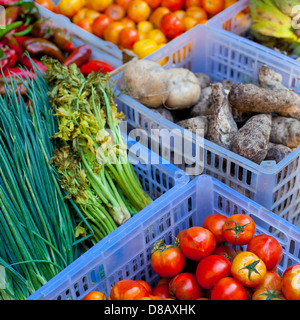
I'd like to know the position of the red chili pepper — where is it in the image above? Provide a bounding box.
[3,67,35,79]
[18,55,48,74]
[13,35,31,48]
[7,43,22,58]
[80,59,114,76]
[63,44,91,67]
[64,41,74,53]
[0,37,9,48]
[0,47,17,70]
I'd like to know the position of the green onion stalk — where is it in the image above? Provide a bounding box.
[0,68,80,299]
[42,58,152,236]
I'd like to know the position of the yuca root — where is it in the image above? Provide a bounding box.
[207,82,238,149]
[228,83,300,120]
[270,116,300,149]
[265,142,292,163]
[229,114,272,164]
[258,65,287,90]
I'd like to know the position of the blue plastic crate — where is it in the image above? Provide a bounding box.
[112,24,300,228]
[26,137,189,300]
[27,174,300,300]
[207,0,300,65]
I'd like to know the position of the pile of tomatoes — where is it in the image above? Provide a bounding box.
[82,213,300,300]
[37,0,239,59]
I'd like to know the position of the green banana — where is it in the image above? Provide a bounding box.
[273,0,300,18]
[251,21,297,40]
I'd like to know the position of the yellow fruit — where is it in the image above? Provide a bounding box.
[137,20,154,33]
[57,0,85,17]
[133,39,158,59]
[147,29,167,44]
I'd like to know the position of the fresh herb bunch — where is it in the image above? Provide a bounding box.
[42,57,152,244]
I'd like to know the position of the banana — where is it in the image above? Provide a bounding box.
[274,0,300,18]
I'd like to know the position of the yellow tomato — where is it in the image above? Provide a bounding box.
[173,9,185,20]
[85,9,101,20]
[133,39,158,59]
[72,8,88,24]
[147,29,167,44]
[137,30,148,40]
[57,0,85,17]
[103,21,125,45]
[127,0,151,23]
[89,0,113,12]
[182,16,197,31]
[137,20,154,33]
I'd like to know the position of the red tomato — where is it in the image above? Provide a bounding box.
[254,271,282,292]
[282,264,300,300]
[145,0,162,8]
[119,27,139,49]
[252,288,285,300]
[180,226,216,261]
[110,280,150,300]
[169,273,204,300]
[184,0,201,8]
[104,4,126,20]
[136,280,152,294]
[247,234,283,270]
[82,291,107,300]
[161,0,184,11]
[213,244,237,263]
[223,214,256,246]
[92,15,113,38]
[160,13,185,39]
[156,277,171,286]
[196,255,231,289]
[151,238,186,278]
[152,284,172,299]
[202,214,227,244]
[211,277,247,300]
[177,229,187,242]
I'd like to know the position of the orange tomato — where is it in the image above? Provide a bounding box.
[147,28,167,44]
[137,30,148,40]
[253,271,282,292]
[252,288,285,300]
[77,18,94,32]
[57,0,85,17]
[119,27,140,49]
[136,280,152,294]
[92,14,113,38]
[35,0,56,11]
[115,0,132,9]
[89,0,114,12]
[173,9,185,20]
[184,0,201,8]
[186,6,208,20]
[110,280,150,300]
[224,0,237,8]
[149,6,170,29]
[85,9,101,20]
[82,291,107,300]
[145,0,162,8]
[161,0,184,11]
[105,4,126,20]
[182,16,197,30]
[72,8,88,24]
[202,0,224,15]
[133,39,158,58]
[120,17,136,28]
[103,21,125,44]
[160,12,184,39]
[137,20,154,33]
[197,19,207,24]
[127,0,151,23]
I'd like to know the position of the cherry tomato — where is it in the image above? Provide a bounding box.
[145,0,162,8]
[89,0,113,11]
[196,255,231,289]
[161,12,186,39]
[252,288,285,300]
[173,9,186,20]
[120,17,136,28]
[185,6,208,20]
[180,226,216,261]
[133,39,158,58]
[57,0,85,17]
[77,18,93,32]
[161,0,184,11]
[150,6,171,29]
[119,27,139,49]
[103,21,125,45]
[182,16,197,31]
[147,29,167,44]
[213,244,237,263]
[85,9,101,20]
[247,234,283,270]
[223,214,256,246]
[35,0,56,11]
[184,0,201,8]
[110,280,150,300]
[152,284,173,299]
[115,0,132,9]
[282,264,300,300]
[127,0,151,23]
[136,280,152,294]
[169,273,204,300]
[105,4,126,21]
[211,277,247,300]
[82,291,107,300]
[254,271,282,292]
[202,0,225,15]
[92,15,113,38]
[224,0,237,8]
[202,214,227,244]
[231,251,267,287]
[151,238,186,278]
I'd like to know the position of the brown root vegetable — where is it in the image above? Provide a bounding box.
[190,86,212,117]
[119,60,169,108]
[265,142,292,163]
[229,114,272,164]
[194,73,211,89]
[207,82,238,149]
[228,83,300,120]
[164,68,201,110]
[176,116,209,138]
[270,116,300,149]
[257,65,286,90]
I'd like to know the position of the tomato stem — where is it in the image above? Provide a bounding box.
[241,259,261,281]
[224,220,251,243]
